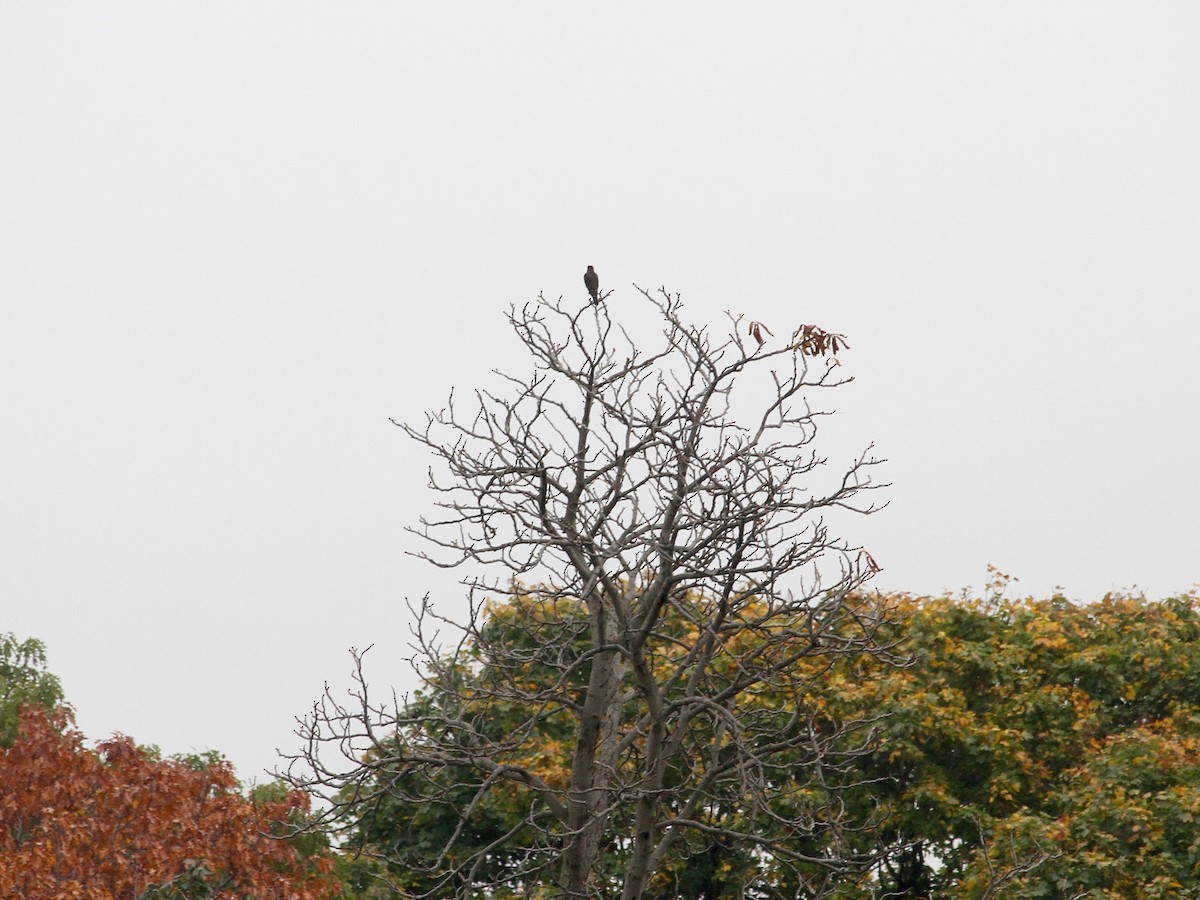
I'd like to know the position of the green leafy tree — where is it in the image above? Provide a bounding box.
[818,587,1200,898]
[1007,713,1200,898]
[0,633,63,746]
[950,592,1200,899]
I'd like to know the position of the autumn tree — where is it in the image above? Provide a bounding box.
[947,591,1200,898]
[288,288,891,898]
[0,704,337,899]
[792,586,1200,897]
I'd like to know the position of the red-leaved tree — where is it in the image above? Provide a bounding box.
[0,705,336,899]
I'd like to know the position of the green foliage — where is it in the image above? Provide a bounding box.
[334,590,886,896]
[1003,713,1200,898]
[139,859,234,899]
[337,589,1200,897]
[247,779,341,883]
[0,632,63,746]
[825,588,1200,897]
[175,748,228,774]
[336,603,580,896]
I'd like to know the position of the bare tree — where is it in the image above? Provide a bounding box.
[286,288,895,898]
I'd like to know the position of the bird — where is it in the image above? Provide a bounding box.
[583,266,600,304]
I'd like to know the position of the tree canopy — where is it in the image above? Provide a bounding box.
[0,704,338,898]
[332,586,1200,898]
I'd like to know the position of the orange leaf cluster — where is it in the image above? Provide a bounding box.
[0,706,336,899]
[745,321,848,356]
[793,323,848,357]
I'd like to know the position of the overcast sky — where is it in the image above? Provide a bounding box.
[3,3,1198,783]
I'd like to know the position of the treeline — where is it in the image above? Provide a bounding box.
[5,588,1200,898]
[332,588,1200,899]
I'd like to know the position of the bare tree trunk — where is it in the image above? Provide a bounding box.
[620,647,667,900]
[561,597,627,895]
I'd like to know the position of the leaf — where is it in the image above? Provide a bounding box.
[748,320,773,346]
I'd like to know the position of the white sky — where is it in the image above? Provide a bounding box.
[2,4,1198,783]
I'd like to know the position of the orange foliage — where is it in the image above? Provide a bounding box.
[746,319,849,356]
[792,323,848,357]
[0,705,336,899]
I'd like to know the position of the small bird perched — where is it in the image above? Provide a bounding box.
[583,265,600,304]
